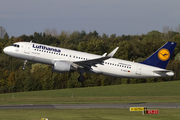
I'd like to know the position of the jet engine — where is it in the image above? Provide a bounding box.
[51,61,77,73]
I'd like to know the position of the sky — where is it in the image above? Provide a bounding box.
[1,0,180,37]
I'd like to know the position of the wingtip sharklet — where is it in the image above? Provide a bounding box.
[106,47,119,58]
[102,53,107,57]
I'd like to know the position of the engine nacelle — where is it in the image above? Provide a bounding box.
[51,61,76,73]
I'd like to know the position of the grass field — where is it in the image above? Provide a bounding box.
[0,81,180,120]
[0,109,180,120]
[0,81,180,104]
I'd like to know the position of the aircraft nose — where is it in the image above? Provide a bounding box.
[3,47,11,54]
[3,47,8,54]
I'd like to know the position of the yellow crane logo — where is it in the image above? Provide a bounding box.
[158,48,170,61]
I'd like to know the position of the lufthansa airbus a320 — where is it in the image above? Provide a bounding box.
[3,41,176,82]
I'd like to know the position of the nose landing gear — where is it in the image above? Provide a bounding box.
[22,60,28,70]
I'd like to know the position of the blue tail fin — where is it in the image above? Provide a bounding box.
[140,41,177,69]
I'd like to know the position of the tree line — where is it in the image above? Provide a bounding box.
[0,27,180,93]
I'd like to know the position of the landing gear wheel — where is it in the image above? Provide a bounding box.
[22,60,28,70]
[78,75,85,82]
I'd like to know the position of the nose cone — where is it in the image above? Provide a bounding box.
[3,47,8,54]
[3,46,12,55]
[3,46,18,57]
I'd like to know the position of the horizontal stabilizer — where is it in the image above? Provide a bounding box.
[153,69,172,73]
[153,69,174,76]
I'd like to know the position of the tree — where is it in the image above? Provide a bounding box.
[162,26,173,40]
[176,24,180,34]
[0,26,7,39]
[67,72,82,88]
[1,29,180,93]
[44,28,59,36]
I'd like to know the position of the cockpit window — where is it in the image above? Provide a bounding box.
[12,44,20,48]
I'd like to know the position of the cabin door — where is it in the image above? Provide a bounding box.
[24,43,31,54]
[136,65,142,75]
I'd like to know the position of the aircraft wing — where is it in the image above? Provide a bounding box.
[73,56,109,68]
[73,47,119,68]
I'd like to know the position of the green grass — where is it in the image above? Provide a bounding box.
[0,81,180,104]
[0,109,180,120]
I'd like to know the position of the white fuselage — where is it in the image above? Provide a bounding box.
[3,42,174,78]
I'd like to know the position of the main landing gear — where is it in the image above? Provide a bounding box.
[78,72,85,82]
[22,60,28,70]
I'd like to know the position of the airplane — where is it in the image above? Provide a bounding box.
[3,41,177,82]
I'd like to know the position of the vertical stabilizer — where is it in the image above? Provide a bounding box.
[140,41,177,69]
